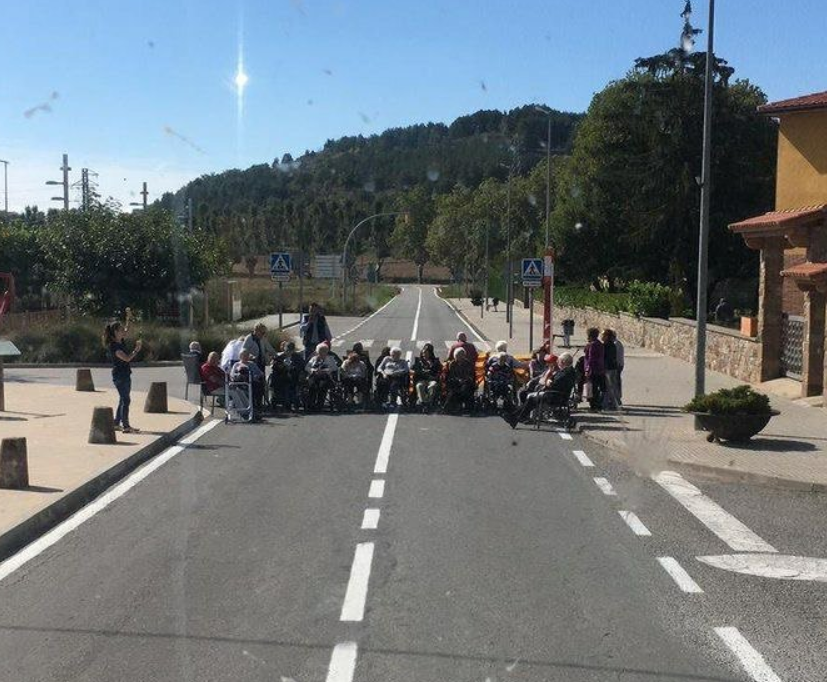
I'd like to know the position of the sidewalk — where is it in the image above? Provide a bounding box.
[0,380,202,558]
[449,296,827,491]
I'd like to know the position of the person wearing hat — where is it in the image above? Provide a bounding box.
[504,353,576,428]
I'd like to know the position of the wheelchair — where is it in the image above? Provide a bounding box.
[300,369,346,412]
[482,371,517,413]
[531,386,578,431]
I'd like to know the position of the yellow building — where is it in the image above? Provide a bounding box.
[730,91,827,397]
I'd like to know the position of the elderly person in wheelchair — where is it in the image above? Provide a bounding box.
[503,352,576,429]
[485,351,517,411]
[305,342,340,412]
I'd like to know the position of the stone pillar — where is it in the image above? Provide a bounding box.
[89,407,117,444]
[0,438,29,489]
[757,239,784,382]
[802,289,826,397]
[75,368,95,392]
[144,382,168,413]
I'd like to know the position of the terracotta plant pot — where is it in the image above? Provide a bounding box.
[691,410,779,443]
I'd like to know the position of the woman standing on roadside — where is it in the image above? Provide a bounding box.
[103,319,142,433]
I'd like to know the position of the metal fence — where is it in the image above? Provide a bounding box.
[781,313,804,379]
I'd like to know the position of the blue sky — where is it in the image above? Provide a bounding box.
[1,0,824,211]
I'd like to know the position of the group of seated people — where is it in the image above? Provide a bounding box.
[192,326,578,425]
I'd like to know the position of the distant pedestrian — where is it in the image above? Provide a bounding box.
[103,320,142,433]
[714,297,734,324]
[302,302,333,359]
[492,297,500,312]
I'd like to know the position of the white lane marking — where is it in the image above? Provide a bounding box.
[361,339,374,349]
[340,542,375,621]
[0,419,221,584]
[619,510,651,536]
[332,340,346,348]
[654,471,777,553]
[373,414,398,474]
[387,339,402,349]
[415,340,432,349]
[410,287,422,341]
[559,432,573,441]
[361,508,380,530]
[405,350,413,363]
[368,479,385,498]
[438,293,492,351]
[325,641,358,682]
[593,477,617,496]
[444,340,453,351]
[332,293,400,342]
[572,450,594,467]
[715,627,782,682]
[657,556,703,593]
[698,553,827,582]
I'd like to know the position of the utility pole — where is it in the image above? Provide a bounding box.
[694,0,716,404]
[506,167,513,340]
[141,182,148,210]
[46,153,71,210]
[0,159,9,221]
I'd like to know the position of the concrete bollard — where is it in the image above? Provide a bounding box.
[75,368,95,392]
[0,438,29,489]
[89,406,117,444]
[144,382,168,413]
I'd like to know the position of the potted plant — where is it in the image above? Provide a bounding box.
[685,385,778,443]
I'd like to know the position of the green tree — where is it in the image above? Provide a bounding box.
[390,186,435,283]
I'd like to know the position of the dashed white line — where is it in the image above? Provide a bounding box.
[325,641,358,682]
[619,510,651,536]
[593,477,617,496]
[411,287,422,341]
[340,542,375,621]
[572,450,595,467]
[0,418,221,584]
[559,432,573,441]
[657,556,703,593]
[373,414,398,474]
[715,627,783,682]
[654,471,777,553]
[361,508,380,530]
[368,479,385,498]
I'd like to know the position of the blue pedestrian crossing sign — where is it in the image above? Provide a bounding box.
[270,252,292,274]
[521,258,543,287]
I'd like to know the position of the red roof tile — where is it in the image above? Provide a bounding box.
[729,206,826,233]
[758,91,827,115]
[781,262,827,280]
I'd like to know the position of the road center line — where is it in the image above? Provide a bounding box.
[657,556,703,593]
[373,414,398,474]
[714,627,782,682]
[368,479,385,498]
[572,450,595,467]
[593,477,617,496]
[325,641,358,682]
[410,287,422,341]
[0,418,221,584]
[654,471,777,553]
[361,508,380,530]
[340,542,375,621]
[619,510,652,536]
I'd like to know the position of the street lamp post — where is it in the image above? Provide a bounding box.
[341,211,406,312]
[694,0,716,407]
[535,106,553,248]
[129,182,149,211]
[0,160,8,220]
[45,153,70,210]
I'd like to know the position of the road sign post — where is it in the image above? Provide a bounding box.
[270,252,292,329]
[529,288,534,352]
[542,249,555,351]
[521,258,543,352]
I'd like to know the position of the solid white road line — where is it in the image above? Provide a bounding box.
[559,432,573,441]
[0,419,221,584]
[411,287,422,341]
[325,642,358,682]
[361,508,380,530]
[593,477,617,496]
[374,414,399,474]
[368,479,385,498]
[572,450,595,467]
[332,293,399,342]
[340,542,375,621]
[657,556,703,593]
[654,471,777,553]
[436,288,492,351]
[715,627,782,682]
[619,510,652,536]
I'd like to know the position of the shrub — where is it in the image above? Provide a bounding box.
[626,280,672,318]
[554,286,630,314]
[685,385,772,415]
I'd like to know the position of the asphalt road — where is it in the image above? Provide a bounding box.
[1,285,824,681]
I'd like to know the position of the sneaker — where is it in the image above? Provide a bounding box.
[113,424,122,432]
[122,426,140,434]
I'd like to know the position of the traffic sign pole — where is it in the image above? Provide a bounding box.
[278,281,283,329]
[529,287,534,353]
[542,248,554,351]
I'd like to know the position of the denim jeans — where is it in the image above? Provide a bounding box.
[113,376,131,427]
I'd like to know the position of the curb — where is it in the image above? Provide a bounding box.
[580,428,827,493]
[0,408,208,563]
[9,361,183,369]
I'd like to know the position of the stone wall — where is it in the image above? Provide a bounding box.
[554,305,762,384]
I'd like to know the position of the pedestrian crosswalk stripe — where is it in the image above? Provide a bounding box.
[388,339,402,348]
[415,340,432,349]
[361,339,374,349]
[444,340,453,350]
[332,340,346,348]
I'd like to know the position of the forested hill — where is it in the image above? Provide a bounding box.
[158,104,582,260]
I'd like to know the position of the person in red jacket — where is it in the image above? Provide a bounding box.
[200,351,226,394]
[447,332,478,364]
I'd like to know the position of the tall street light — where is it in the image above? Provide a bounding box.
[694,0,716,404]
[0,159,9,221]
[535,106,553,248]
[129,181,149,211]
[45,153,70,210]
